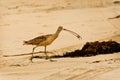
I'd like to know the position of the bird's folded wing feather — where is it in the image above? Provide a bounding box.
[27,34,52,45]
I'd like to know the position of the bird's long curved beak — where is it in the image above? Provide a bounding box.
[63,28,82,40]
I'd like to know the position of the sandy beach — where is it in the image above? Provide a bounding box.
[0,0,120,80]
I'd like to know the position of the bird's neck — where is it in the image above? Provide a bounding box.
[54,30,61,37]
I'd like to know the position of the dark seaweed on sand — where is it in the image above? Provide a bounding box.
[52,41,120,58]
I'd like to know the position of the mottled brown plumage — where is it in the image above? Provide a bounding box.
[24,26,81,62]
[24,34,52,45]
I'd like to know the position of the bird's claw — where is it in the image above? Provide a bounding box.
[30,56,34,63]
[49,59,57,62]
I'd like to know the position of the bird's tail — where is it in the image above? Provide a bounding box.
[23,41,28,45]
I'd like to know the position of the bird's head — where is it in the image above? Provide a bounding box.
[58,26,63,31]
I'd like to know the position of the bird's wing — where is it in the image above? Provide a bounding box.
[26,34,52,45]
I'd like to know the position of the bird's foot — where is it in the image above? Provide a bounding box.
[49,59,57,62]
[29,56,34,63]
[45,56,56,62]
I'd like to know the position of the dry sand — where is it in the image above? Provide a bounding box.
[0,0,120,80]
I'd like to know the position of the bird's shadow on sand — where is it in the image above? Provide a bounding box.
[32,55,57,62]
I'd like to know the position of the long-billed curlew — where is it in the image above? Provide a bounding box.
[24,26,81,62]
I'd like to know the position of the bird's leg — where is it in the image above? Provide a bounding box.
[44,46,55,62]
[30,46,37,63]
[44,46,49,59]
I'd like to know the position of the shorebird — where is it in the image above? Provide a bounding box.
[24,26,81,62]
